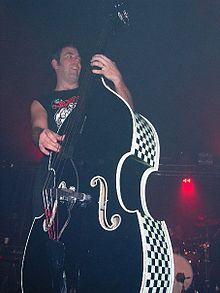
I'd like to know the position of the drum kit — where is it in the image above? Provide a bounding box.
[171,217,220,293]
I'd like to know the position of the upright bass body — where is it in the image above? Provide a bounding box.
[21,78,174,292]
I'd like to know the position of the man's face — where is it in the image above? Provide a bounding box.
[53,47,81,85]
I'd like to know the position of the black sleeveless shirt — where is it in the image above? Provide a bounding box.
[36,88,80,132]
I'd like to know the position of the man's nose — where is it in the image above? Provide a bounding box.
[71,58,80,65]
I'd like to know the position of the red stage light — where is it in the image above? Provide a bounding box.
[182,177,191,183]
[181,177,194,195]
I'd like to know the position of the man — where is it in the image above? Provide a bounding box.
[29,42,134,217]
[22,41,135,292]
[31,43,133,156]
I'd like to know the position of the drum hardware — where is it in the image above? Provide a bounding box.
[199,241,209,250]
[173,254,193,293]
[184,249,199,264]
[187,225,215,291]
[183,238,201,265]
[171,219,220,292]
[175,273,191,292]
[203,241,211,291]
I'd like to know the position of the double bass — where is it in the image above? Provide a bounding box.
[21,2,174,292]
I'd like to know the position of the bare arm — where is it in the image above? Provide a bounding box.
[31,100,64,155]
[90,54,134,109]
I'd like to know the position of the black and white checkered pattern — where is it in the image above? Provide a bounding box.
[129,112,174,291]
[133,114,158,167]
[137,212,174,292]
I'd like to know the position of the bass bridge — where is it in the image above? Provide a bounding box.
[45,187,92,207]
[42,187,92,239]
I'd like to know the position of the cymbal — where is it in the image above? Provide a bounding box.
[194,217,220,227]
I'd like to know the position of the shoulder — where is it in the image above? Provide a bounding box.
[32,91,56,110]
[34,91,53,103]
[31,99,47,114]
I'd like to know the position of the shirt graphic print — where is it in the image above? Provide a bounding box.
[51,95,79,129]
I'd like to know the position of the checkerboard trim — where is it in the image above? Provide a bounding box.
[131,114,160,168]
[137,212,174,292]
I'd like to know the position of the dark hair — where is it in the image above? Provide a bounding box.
[51,41,78,61]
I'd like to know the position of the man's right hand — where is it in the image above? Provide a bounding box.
[37,128,65,155]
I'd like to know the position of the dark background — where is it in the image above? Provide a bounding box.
[0,1,220,291]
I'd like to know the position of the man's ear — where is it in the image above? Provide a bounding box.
[51,59,59,70]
